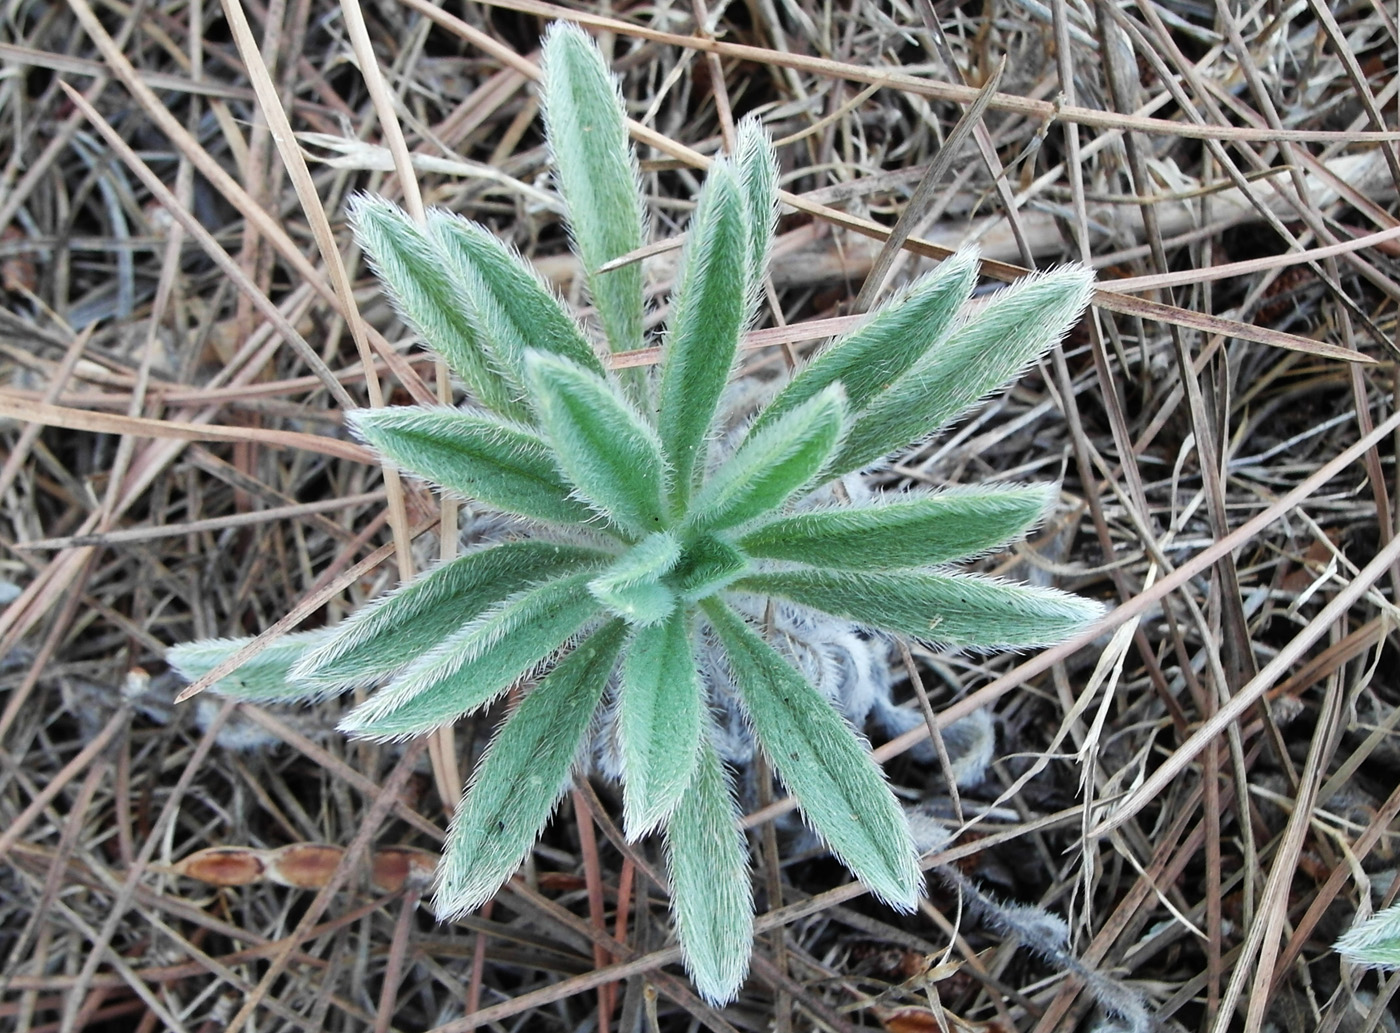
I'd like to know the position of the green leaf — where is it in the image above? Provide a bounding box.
[748,248,980,440]
[435,620,627,919]
[738,484,1053,569]
[294,541,608,689]
[428,210,604,389]
[348,407,605,530]
[664,736,754,1004]
[733,115,778,299]
[589,531,681,626]
[1336,902,1400,968]
[670,533,749,600]
[618,607,702,837]
[338,572,606,741]
[348,195,524,419]
[687,385,847,533]
[524,352,669,539]
[735,569,1105,647]
[540,24,645,362]
[657,160,749,503]
[831,264,1095,475]
[702,600,920,910]
[167,630,335,702]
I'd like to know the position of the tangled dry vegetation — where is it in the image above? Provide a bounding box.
[2,0,1399,1030]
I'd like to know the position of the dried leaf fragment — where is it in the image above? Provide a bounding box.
[173,843,437,894]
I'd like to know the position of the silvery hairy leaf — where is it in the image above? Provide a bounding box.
[657,159,749,503]
[167,630,333,702]
[523,352,669,539]
[1335,902,1400,968]
[435,620,628,920]
[738,483,1053,569]
[664,736,754,1004]
[686,385,847,533]
[736,569,1104,648]
[831,265,1095,475]
[348,407,602,529]
[349,194,524,419]
[428,209,605,384]
[703,600,921,910]
[293,540,608,689]
[619,607,703,837]
[733,116,779,298]
[540,24,645,363]
[748,248,980,440]
[588,530,681,626]
[671,533,751,601]
[338,572,606,741]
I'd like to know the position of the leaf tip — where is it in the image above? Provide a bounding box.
[1335,903,1400,967]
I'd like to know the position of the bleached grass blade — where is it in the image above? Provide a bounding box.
[737,569,1105,647]
[435,620,627,919]
[428,210,604,386]
[687,385,846,533]
[167,630,334,701]
[657,160,749,503]
[702,600,920,910]
[348,407,604,529]
[733,115,778,301]
[748,249,980,439]
[589,531,680,626]
[619,608,702,837]
[524,352,668,539]
[293,541,607,688]
[349,194,523,419]
[738,484,1053,569]
[831,265,1095,475]
[540,24,645,360]
[664,736,754,1004]
[338,572,605,741]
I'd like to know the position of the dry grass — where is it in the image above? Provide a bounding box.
[2,0,1399,1029]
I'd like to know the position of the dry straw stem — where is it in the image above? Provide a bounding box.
[404,0,1380,367]
[212,0,417,585]
[441,0,1400,144]
[6,0,1400,1029]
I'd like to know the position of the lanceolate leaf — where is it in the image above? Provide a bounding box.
[428,211,604,387]
[524,352,669,538]
[664,736,754,1004]
[167,630,335,702]
[619,608,702,838]
[349,194,523,419]
[293,541,608,688]
[733,115,778,300]
[435,620,627,919]
[658,160,750,504]
[702,600,920,910]
[348,407,604,529]
[589,531,680,626]
[338,573,606,741]
[687,385,846,533]
[748,249,980,440]
[1335,902,1400,967]
[736,569,1105,648]
[738,484,1053,569]
[830,265,1095,475]
[540,24,645,360]
[671,533,749,600]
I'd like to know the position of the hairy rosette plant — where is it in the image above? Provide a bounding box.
[169,22,1104,1004]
